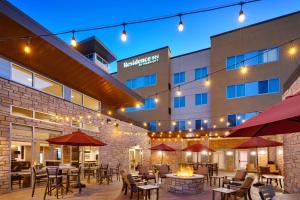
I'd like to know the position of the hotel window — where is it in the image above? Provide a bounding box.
[173,72,185,85]
[174,96,185,108]
[82,123,99,132]
[125,98,156,112]
[195,119,208,130]
[148,121,157,131]
[126,74,156,89]
[34,74,63,97]
[174,121,185,131]
[35,111,58,123]
[195,93,208,105]
[83,95,99,111]
[71,90,83,105]
[227,112,259,127]
[226,78,280,99]
[11,106,33,118]
[195,67,208,80]
[11,64,33,87]
[226,47,279,71]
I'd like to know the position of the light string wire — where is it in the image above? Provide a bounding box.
[0,0,260,42]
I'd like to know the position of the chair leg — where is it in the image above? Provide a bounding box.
[44,180,49,200]
[32,177,36,197]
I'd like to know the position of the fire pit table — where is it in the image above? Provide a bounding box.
[165,174,204,194]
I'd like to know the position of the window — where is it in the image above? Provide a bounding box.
[126,74,157,89]
[34,74,63,97]
[148,121,157,131]
[71,90,83,105]
[125,98,156,112]
[11,64,33,87]
[83,95,99,111]
[173,72,185,84]
[35,111,58,123]
[174,121,185,131]
[195,93,208,105]
[227,111,259,127]
[226,78,280,99]
[11,106,33,118]
[226,47,279,71]
[195,67,208,80]
[35,128,62,141]
[174,96,185,108]
[195,119,208,130]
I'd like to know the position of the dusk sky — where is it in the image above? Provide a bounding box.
[9,0,300,72]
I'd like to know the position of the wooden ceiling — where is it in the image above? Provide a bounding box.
[0,1,143,109]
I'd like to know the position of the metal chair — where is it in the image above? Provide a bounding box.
[66,167,81,194]
[32,167,47,197]
[43,167,64,200]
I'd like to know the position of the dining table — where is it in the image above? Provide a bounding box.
[272,193,300,200]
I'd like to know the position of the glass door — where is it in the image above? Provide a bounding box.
[238,150,248,169]
[129,147,143,172]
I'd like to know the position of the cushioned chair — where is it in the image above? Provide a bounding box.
[223,170,247,187]
[158,165,169,182]
[259,185,275,200]
[138,166,156,183]
[196,166,209,182]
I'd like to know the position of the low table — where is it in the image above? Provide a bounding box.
[212,188,236,200]
[262,175,284,188]
[137,184,159,200]
[210,176,224,187]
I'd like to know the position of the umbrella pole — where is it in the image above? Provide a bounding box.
[161,152,163,164]
[197,152,199,163]
[253,147,264,187]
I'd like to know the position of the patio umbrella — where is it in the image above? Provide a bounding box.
[182,143,215,163]
[228,92,300,138]
[150,143,176,164]
[233,137,282,186]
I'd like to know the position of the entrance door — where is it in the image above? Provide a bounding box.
[238,151,248,169]
[129,147,143,172]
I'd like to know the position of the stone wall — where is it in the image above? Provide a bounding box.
[282,75,300,193]
[0,77,150,193]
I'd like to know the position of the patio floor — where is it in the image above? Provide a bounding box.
[1,171,283,200]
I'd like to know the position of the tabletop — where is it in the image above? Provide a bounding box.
[262,174,284,179]
[272,193,300,200]
[212,188,236,194]
[138,184,159,190]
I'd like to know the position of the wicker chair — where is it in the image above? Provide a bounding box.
[259,185,275,200]
[223,170,247,187]
[196,166,209,182]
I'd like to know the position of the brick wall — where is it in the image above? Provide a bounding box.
[282,75,300,193]
[0,77,150,193]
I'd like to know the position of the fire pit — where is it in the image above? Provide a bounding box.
[165,166,204,194]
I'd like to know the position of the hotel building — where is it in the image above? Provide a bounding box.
[0,1,149,193]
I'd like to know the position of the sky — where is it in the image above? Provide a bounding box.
[8,0,300,73]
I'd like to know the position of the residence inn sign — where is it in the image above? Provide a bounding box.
[123,54,159,68]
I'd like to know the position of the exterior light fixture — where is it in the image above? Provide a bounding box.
[24,38,31,54]
[176,86,182,96]
[187,120,192,125]
[204,77,211,87]
[219,117,224,122]
[154,93,159,103]
[121,23,127,42]
[143,122,147,127]
[71,31,77,47]
[120,107,125,112]
[157,122,161,126]
[238,3,245,23]
[178,14,184,32]
[240,66,248,75]
[172,121,176,126]
[288,41,297,56]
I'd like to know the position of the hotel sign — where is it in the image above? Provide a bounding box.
[123,54,159,68]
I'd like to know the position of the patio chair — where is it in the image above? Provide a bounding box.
[258,185,275,200]
[259,166,270,182]
[138,166,156,183]
[43,167,64,200]
[111,163,121,181]
[158,165,170,183]
[231,175,255,200]
[196,166,209,182]
[212,163,219,176]
[66,166,82,194]
[124,174,146,199]
[223,169,247,187]
[96,165,110,184]
[32,167,47,197]
[11,173,23,189]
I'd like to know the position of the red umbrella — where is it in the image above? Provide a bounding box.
[47,130,107,146]
[182,143,215,163]
[150,143,176,164]
[228,92,300,138]
[233,137,282,186]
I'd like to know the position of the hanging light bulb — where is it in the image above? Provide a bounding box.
[24,38,31,54]
[172,121,176,126]
[204,77,211,87]
[121,23,127,42]
[240,65,248,75]
[238,3,245,23]
[187,121,192,125]
[71,31,77,47]
[143,122,147,127]
[120,107,125,112]
[178,14,184,32]
[157,122,161,126]
[154,93,159,103]
[288,41,297,56]
[176,86,181,96]
[219,117,224,122]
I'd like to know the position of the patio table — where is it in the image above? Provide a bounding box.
[212,188,236,200]
[262,174,284,188]
[272,193,300,200]
[137,184,159,200]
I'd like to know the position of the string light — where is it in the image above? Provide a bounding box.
[172,121,176,126]
[178,14,184,32]
[120,107,125,112]
[107,111,112,115]
[143,122,147,127]
[238,2,245,23]
[204,77,211,87]
[24,39,31,54]
[219,117,224,122]
[154,93,159,103]
[121,23,127,42]
[176,86,182,96]
[240,65,248,75]
[187,120,192,125]
[71,31,77,47]
[157,122,161,126]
